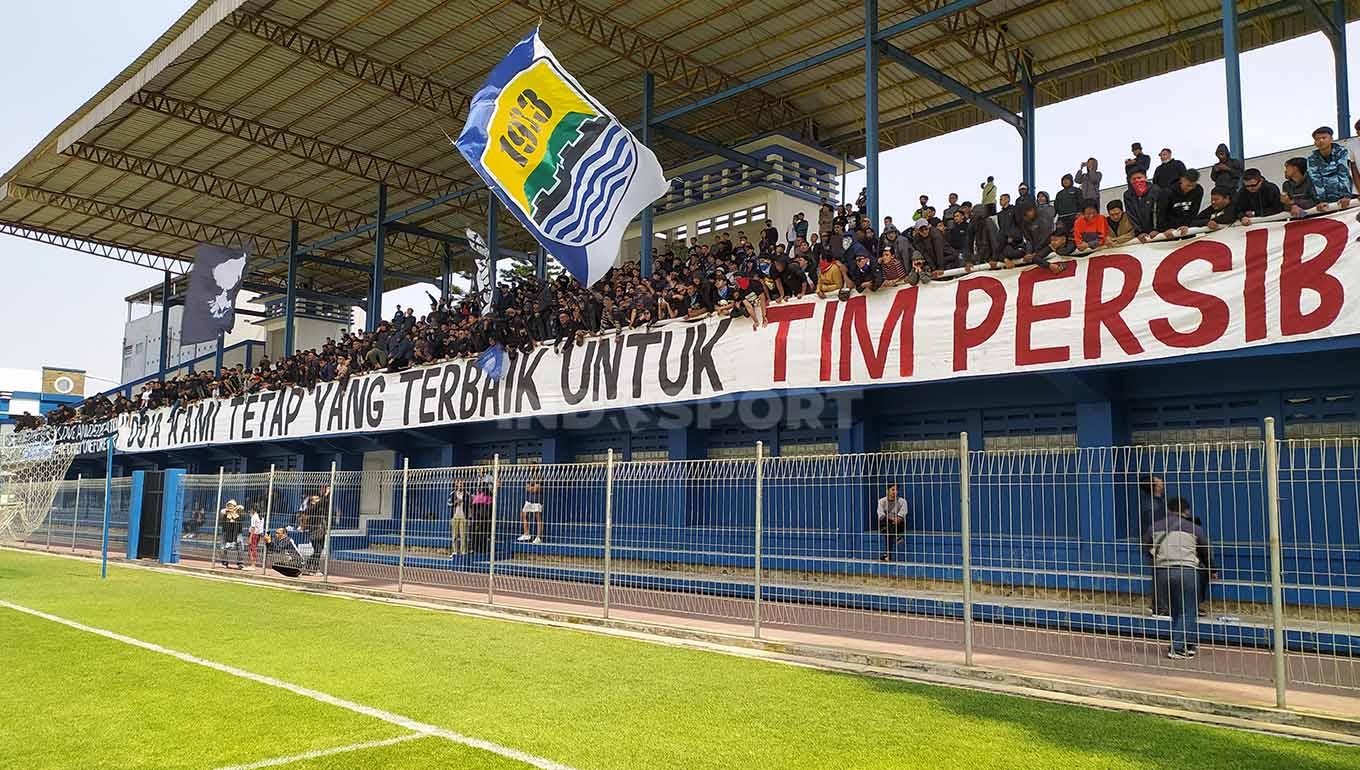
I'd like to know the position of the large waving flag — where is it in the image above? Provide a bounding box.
[456,28,669,286]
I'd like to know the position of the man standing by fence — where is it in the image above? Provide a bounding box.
[1146,497,1211,660]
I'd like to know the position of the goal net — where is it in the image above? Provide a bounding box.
[0,428,80,543]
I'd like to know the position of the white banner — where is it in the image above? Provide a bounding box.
[111,213,1360,453]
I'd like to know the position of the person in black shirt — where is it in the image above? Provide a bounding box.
[1151,148,1187,191]
[1235,168,1284,224]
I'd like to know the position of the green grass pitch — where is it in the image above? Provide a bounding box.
[2,548,1356,770]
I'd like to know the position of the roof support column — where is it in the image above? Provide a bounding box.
[1223,0,1245,160]
[535,245,547,280]
[1020,58,1036,191]
[864,0,880,230]
[487,193,499,308]
[640,70,656,278]
[158,270,171,384]
[284,219,299,357]
[1335,0,1351,138]
[441,243,452,299]
[214,331,225,374]
[368,183,388,332]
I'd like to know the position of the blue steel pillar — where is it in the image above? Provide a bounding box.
[440,243,452,298]
[864,0,880,230]
[368,183,388,332]
[1222,0,1245,161]
[284,219,299,356]
[640,71,655,278]
[486,194,499,307]
[535,245,547,280]
[214,331,224,373]
[1020,60,1036,191]
[1336,0,1352,138]
[158,270,171,383]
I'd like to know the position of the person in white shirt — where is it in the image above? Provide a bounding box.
[248,507,265,567]
[877,484,907,562]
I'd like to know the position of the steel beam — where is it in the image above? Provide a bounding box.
[652,125,779,175]
[284,219,299,357]
[487,194,499,307]
[129,90,483,212]
[223,9,470,118]
[877,41,1020,129]
[1337,0,1351,138]
[370,183,388,332]
[441,243,452,297]
[535,244,547,280]
[646,0,988,127]
[64,141,368,235]
[0,220,188,273]
[1019,56,1036,190]
[158,270,171,384]
[865,0,880,232]
[640,71,655,278]
[297,252,429,284]
[1223,0,1246,161]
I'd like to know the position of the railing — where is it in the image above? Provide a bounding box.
[106,339,266,400]
[11,421,1359,709]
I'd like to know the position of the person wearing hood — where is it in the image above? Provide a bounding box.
[1034,191,1056,245]
[1152,148,1187,191]
[1124,142,1151,181]
[1122,170,1164,240]
[1052,174,1083,228]
[1307,125,1354,206]
[1192,186,1238,230]
[881,227,909,261]
[1211,143,1244,191]
[968,205,1003,267]
[1234,168,1284,224]
[1000,202,1040,268]
[1015,182,1036,210]
[911,218,961,274]
[1161,168,1204,236]
[1075,157,1102,204]
[1282,156,1320,215]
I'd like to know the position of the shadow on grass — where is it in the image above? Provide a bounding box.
[852,670,1357,770]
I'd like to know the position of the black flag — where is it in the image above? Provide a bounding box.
[182,243,250,345]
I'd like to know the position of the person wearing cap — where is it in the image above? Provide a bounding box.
[1124,142,1151,181]
[1193,186,1238,231]
[911,217,961,275]
[1162,168,1204,237]
[1235,169,1283,225]
[847,251,881,293]
[1071,199,1109,251]
[1282,156,1320,216]
[1307,126,1354,208]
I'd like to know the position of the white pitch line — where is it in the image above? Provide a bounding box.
[0,600,579,770]
[212,733,429,770]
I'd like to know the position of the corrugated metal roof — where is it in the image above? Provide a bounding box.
[1,0,1349,297]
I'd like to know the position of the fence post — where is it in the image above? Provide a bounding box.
[1263,417,1287,709]
[210,467,224,568]
[603,448,614,618]
[70,474,83,552]
[959,432,974,666]
[488,454,499,605]
[322,461,337,583]
[754,440,764,639]
[260,464,275,575]
[100,438,113,579]
[397,457,410,593]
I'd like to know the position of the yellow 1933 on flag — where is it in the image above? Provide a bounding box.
[455,28,669,286]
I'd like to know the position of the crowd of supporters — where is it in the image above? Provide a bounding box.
[18,126,1359,432]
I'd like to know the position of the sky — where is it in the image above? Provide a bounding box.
[2,2,1359,388]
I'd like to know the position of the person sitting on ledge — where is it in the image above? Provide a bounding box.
[876,484,907,562]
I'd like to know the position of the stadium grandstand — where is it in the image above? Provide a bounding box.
[4,1,1360,759]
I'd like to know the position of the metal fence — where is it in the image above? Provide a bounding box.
[10,418,1359,709]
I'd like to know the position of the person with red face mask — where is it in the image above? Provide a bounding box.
[1122,170,1164,242]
